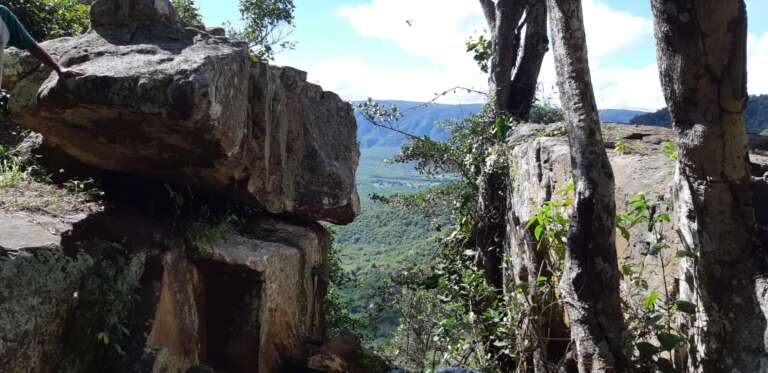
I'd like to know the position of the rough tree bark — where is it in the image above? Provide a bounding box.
[480,0,549,119]
[650,1,768,371]
[547,0,628,371]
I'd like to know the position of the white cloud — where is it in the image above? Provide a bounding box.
[292,0,666,109]
[582,0,653,60]
[337,0,485,66]
[748,32,768,95]
[304,56,487,104]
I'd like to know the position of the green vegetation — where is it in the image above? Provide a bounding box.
[614,138,632,155]
[334,176,449,344]
[662,140,678,160]
[5,0,90,41]
[0,131,100,216]
[617,193,693,371]
[57,243,145,372]
[172,0,204,28]
[236,0,296,61]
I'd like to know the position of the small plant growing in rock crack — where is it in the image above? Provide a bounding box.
[63,177,101,197]
[537,123,568,138]
[662,140,678,160]
[614,139,633,155]
[186,214,244,252]
[0,144,29,187]
[617,192,694,373]
[526,181,574,265]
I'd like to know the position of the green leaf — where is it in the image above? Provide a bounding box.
[644,291,659,310]
[494,117,509,140]
[657,332,687,351]
[636,341,659,358]
[674,300,697,315]
[534,225,544,241]
[621,263,635,279]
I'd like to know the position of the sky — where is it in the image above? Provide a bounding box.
[198,0,768,111]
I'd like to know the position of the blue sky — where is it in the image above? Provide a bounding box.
[198,0,768,111]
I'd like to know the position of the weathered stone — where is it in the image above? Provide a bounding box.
[0,208,330,373]
[506,124,679,294]
[6,0,360,224]
[0,245,93,373]
[507,125,767,296]
[307,353,349,373]
[90,0,181,28]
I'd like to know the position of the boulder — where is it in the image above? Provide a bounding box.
[505,124,768,295]
[0,209,330,373]
[6,0,360,224]
[506,124,677,294]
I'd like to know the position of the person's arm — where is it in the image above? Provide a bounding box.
[0,5,84,79]
[26,43,85,79]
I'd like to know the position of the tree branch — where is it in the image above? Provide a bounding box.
[400,86,488,115]
[479,0,497,28]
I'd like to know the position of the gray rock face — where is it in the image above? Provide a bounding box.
[90,0,181,28]
[0,209,329,373]
[6,0,360,224]
[505,124,768,295]
[506,124,679,294]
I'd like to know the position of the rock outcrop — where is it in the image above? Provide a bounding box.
[5,0,360,225]
[0,0,361,372]
[0,209,329,373]
[505,124,768,295]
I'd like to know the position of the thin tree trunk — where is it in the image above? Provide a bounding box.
[547,0,627,371]
[507,0,549,120]
[477,167,507,290]
[487,0,527,116]
[483,0,547,120]
[650,1,768,371]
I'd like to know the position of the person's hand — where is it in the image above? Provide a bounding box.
[56,67,86,79]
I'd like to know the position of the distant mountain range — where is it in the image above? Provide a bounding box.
[354,101,649,149]
[355,101,482,149]
[630,95,768,134]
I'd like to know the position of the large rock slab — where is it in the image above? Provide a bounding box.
[0,209,330,373]
[505,124,768,294]
[6,0,359,224]
[505,125,678,294]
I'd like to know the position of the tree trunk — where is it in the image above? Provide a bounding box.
[507,0,549,120]
[483,0,548,120]
[650,1,768,371]
[547,0,627,371]
[477,167,507,290]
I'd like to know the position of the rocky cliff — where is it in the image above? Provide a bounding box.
[5,0,359,225]
[504,123,768,297]
[0,1,360,372]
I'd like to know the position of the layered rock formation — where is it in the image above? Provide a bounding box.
[505,124,768,295]
[6,0,359,225]
[0,1,360,372]
[1,210,329,373]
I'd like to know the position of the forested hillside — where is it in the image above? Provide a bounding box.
[631,94,768,134]
[355,101,482,149]
[356,101,649,150]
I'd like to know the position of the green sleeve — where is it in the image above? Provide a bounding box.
[0,6,36,50]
